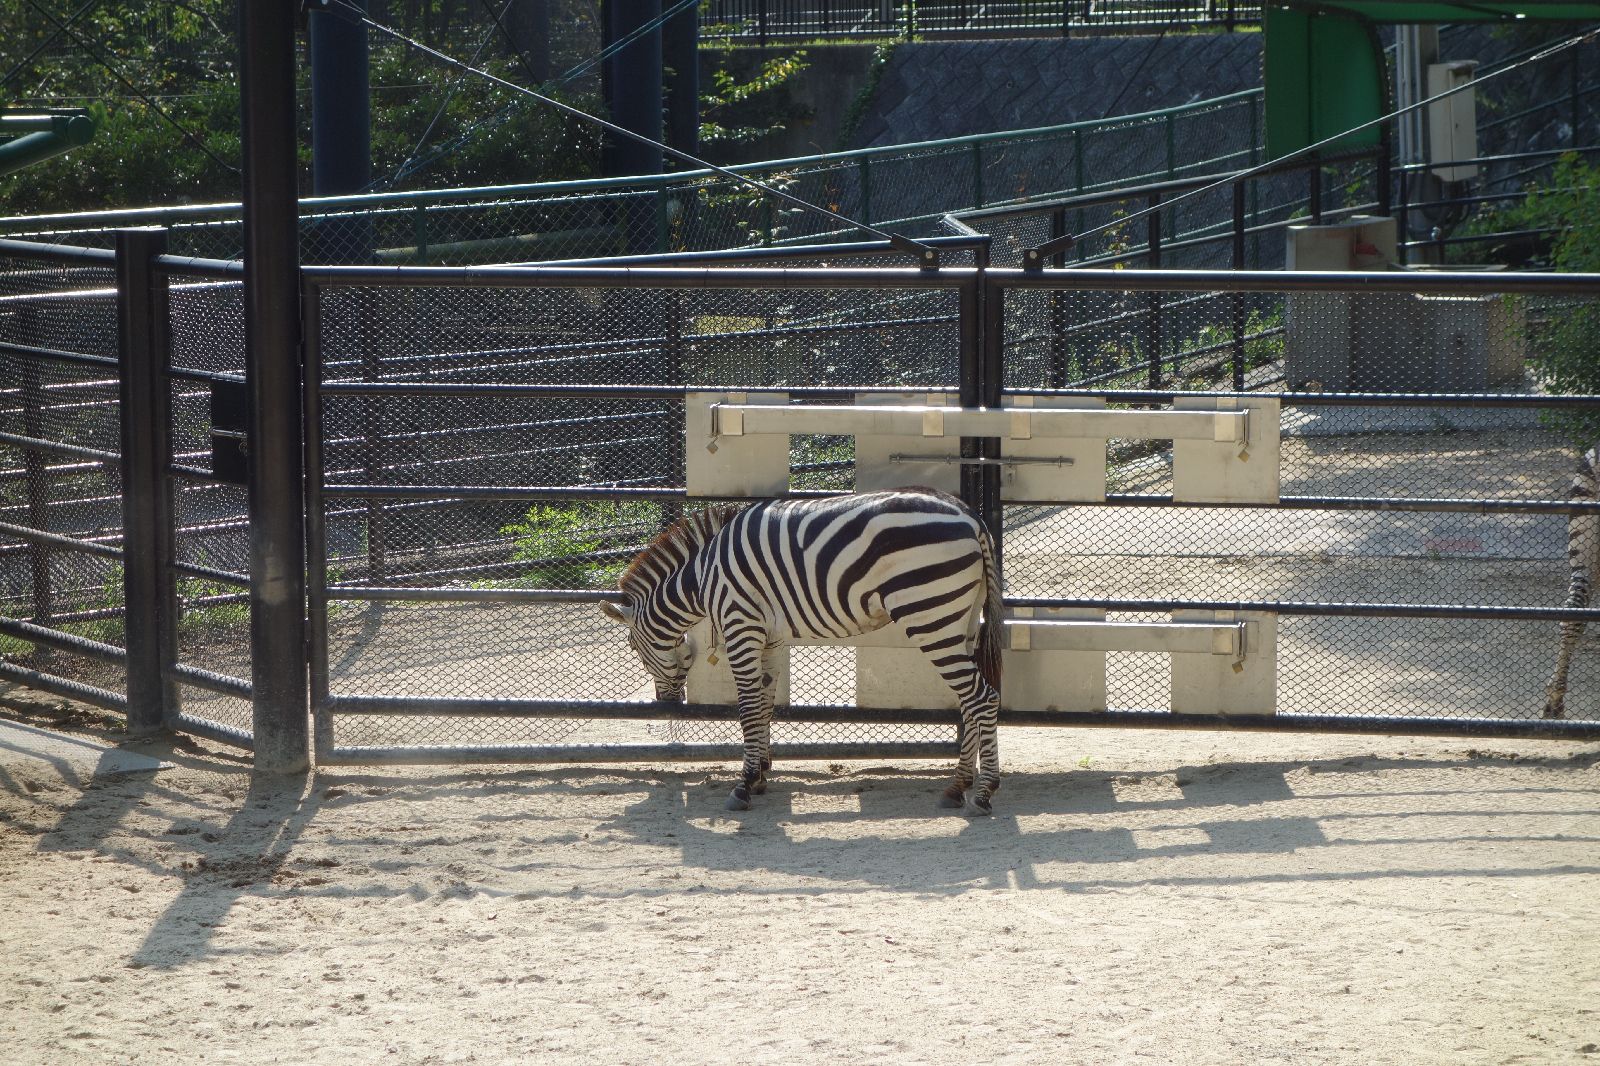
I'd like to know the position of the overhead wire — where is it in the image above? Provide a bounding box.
[0,0,102,93]
[326,0,936,259]
[381,0,517,191]
[365,0,704,191]
[19,0,238,173]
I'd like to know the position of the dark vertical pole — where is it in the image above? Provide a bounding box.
[757,0,768,49]
[605,0,664,254]
[1572,49,1581,149]
[1397,162,1410,266]
[1230,181,1246,392]
[1308,157,1323,224]
[20,335,51,641]
[958,273,983,525]
[1048,207,1069,388]
[303,279,332,762]
[1376,122,1393,219]
[239,0,309,773]
[117,227,175,736]
[1145,192,1162,390]
[308,0,372,263]
[976,246,1002,578]
[663,0,700,159]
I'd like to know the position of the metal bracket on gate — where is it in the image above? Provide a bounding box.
[209,377,249,486]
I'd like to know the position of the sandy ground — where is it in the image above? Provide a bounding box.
[2,688,1598,1066]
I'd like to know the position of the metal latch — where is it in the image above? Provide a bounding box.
[210,377,249,486]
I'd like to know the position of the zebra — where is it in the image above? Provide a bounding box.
[1545,446,1600,719]
[599,488,1005,815]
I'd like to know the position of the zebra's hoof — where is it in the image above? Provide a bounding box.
[962,790,993,817]
[750,776,768,796]
[937,785,966,809]
[726,786,751,811]
[1543,701,1566,720]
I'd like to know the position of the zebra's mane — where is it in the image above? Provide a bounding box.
[619,505,741,596]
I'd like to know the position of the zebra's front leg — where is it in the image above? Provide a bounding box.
[724,639,771,812]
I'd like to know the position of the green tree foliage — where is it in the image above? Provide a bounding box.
[0,0,602,215]
[1506,153,1600,445]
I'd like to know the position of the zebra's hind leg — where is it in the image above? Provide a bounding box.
[1545,619,1585,719]
[1545,571,1590,719]
[725,638,770,811]
[960,681,1001,817]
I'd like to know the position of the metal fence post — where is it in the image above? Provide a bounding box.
[116,227,176,735]
[859,156,872,225]
[1048,207,1070,388]
[972,141,984,209]
[1145,192,1163,389]
[1230,181,1247,391]
[240,0,309,773]
[19,326,51,647]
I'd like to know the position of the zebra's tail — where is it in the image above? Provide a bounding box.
[975,518,1003,692]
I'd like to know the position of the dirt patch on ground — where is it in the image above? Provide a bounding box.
[2,688,1598,1065]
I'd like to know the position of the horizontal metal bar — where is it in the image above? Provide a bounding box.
[305,265,976,291]
[0,615,126,663]
[172,560,250,587]
[0,429,120,465]
[167,365,245,386]
[0,519,122,558]
[1005,618,1242,655]
[170,712,254,750]
[1001,494,1600,515]
[0,338,119,370]
[0,237,117,265]
[169,662,252,699]
[318,740,957,766]
[0,659,125,712]
[1007,596,1600,622]
[316,382,944,400]
[319,484,843,502]
[534,233,990,268]
[318,697,1600,743]
[892,454,1075,466]
[718,402,1247,444]
[987,267,1600,296]
[153,254,244,279]
[327,586,615,604]
[1003,387,1600,409]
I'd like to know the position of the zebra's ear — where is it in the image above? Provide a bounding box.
[599,601,634,625]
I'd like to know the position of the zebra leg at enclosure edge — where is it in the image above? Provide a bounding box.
[1546,457,1599,719]
[723,624,774,811]
[1545,567,1589,719]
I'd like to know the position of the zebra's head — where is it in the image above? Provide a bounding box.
[600,599,695,703]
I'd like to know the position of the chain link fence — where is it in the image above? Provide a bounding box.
[0,245,128,712]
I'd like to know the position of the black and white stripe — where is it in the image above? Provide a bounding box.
[601,488,1004,814]
[1545,446,1599,719]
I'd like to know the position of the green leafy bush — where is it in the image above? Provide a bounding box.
[1502,153,1600,445]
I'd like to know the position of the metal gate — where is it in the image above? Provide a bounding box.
[300,249,1600,766]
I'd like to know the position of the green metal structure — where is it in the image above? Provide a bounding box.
[0,111,94,178]
[1264,0,1600,159]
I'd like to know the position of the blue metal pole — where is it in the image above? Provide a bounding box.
[308,0,373,263]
